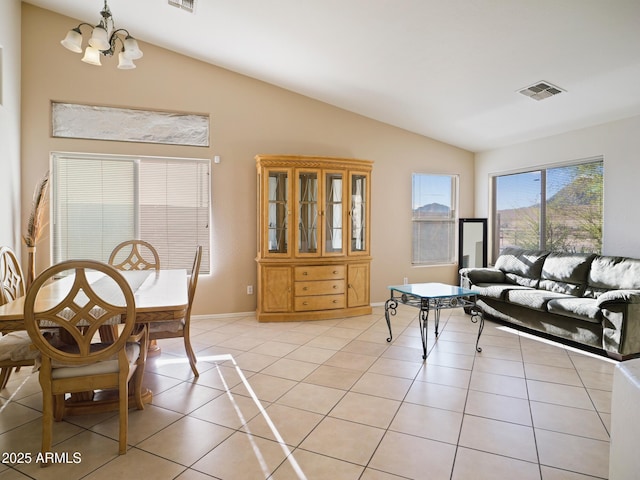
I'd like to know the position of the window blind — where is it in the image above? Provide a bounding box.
[52,153,211,273]
[139,158,210,271]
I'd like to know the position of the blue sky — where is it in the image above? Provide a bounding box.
[496,169,574,210]
[496,171,541,210]
[412,174,453,209]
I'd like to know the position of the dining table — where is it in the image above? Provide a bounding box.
[0,268,189,415]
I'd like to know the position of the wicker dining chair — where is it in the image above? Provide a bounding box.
[24,260,147,461]
[108,240,160,271]
[148,245,202,376]
[0,246,36,390]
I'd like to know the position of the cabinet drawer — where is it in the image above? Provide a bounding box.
[295,294,345,311]
[295,280,345,296]
[295,265,345,281]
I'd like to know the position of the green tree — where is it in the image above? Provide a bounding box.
[546,162,603,253]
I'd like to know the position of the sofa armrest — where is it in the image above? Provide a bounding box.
[597,290,640,307]
[459,267,506,285]
[599,290,640,357]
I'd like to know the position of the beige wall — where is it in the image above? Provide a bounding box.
[0,0,22,251]
[21,4,474,315]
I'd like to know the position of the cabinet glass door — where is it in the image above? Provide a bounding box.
[267,171,289,254]
[324,172,344,254]
[350,173,368,253]
[298,171,318,254]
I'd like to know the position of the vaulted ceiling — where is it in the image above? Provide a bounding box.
[24,0,640,152]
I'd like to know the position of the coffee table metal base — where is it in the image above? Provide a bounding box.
[384,283,484,360]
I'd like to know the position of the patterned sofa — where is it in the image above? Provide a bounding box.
[459,247,640,360]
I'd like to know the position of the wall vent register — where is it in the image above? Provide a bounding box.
[169,0,196,13]
[519,81,564,101]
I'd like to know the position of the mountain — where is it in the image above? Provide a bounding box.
[547,179,602,207]
[413,203,450,217]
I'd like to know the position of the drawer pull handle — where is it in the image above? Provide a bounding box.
[303,287,308,291]
[333,270,338,274]
[333,300,338,303]
[303,271,308,276]
[303,301,308,306]
[333,285,338,289]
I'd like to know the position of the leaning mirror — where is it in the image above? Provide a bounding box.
[458,218,487,270]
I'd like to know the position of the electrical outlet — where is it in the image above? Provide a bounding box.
[247,285,254,295]
[403,277,408,285]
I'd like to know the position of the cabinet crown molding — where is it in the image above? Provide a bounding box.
[255,154,373,171]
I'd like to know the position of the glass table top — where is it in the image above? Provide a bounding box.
[387,282,480,299]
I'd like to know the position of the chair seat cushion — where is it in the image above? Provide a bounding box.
[149,320,184,334]
[40,307,121,328]
[51,343,141,379]
[0,331,39,362]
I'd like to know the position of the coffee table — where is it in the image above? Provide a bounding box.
[384,282,484,359]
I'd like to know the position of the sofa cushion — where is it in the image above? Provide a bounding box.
[585,256,640,298]
[539,252,596,296]
[547,297,602,324]
[505,289,571,311]
[494,248,549,287]
[473,283,535,300]
[460,267,505,285]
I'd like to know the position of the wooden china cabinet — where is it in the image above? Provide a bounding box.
[255,154,373,322]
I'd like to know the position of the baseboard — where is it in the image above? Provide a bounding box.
[191,311,256,321]
[193,304,384,322]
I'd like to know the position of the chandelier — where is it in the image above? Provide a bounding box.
[60,0,143,69]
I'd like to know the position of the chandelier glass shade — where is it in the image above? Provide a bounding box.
[60,1,143,69]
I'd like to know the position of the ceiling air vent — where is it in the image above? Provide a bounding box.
[169,0,195,13]
[519,81,565,101]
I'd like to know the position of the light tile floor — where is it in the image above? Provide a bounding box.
[0,305,616,479]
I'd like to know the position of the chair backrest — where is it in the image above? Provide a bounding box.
[0,246,25,305]
[188,246,203,308]
[109,240,160,272]
[24,260,136,366]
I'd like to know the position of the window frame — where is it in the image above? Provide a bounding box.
[411,173,459,266]
[490,156,603,260]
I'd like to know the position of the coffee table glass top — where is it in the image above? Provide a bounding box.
[387,282,480,299]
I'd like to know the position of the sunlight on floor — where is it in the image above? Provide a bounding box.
[495,325,618,363]
[0,375,32,414]
[155,352,308,479]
